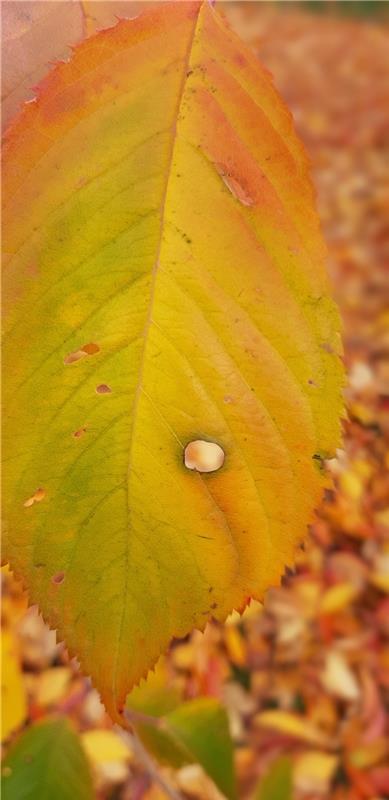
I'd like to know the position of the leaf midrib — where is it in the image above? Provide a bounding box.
[112,2,203,708]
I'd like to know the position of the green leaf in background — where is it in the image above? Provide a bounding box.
[255,757,293,800]
[166,698,237,800]
[127,666,236,800]
[1,718,94,800]
[126,657,188,768]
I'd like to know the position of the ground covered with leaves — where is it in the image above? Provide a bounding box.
[2,4,388,800]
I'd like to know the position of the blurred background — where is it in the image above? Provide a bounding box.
[2,2,389,799]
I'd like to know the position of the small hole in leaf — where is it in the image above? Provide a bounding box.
[23,488,45,507]
[96,384,112,394]
[73,427,87,438]
[52,571,65,585]
[184,440,225,473]
[64,343,100,365]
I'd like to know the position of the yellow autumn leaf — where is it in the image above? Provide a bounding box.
[294,751,339,795]
[225,627,247,667]
[2,1,343,720]
[254,711,332,748]
[321,651,360,702]
[81,729,131,766]
[349,738,389,770]
[1,630,27,740]
[35,666,72,708]
[319,582,359,615]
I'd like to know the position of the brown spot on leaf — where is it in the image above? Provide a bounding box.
[51,571,65,585]
[73,427,87,438]
[23,487,45,507]
[215,163,255,206]
[64,342,100,365]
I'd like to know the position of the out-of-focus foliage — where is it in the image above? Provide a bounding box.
[1,718,94,800]
[126,661,237,799]
[1,2,388,799]
[271,0,388,19]
[254,757,293,800]
[1,630,27,740]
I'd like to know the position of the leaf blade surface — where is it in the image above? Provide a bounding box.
[2,1,343,719]
[1,718,94,800]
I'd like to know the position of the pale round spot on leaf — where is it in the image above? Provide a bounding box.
[184,440,225,473]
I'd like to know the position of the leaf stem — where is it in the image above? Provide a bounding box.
[118,724,184,800]
[124,707,165,728]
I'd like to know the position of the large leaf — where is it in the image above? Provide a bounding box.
[1,718,94,800]
[2,1,343,720]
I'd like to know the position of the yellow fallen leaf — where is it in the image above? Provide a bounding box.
[339,470,364,501]
[370,574,389,593]
[177,764,225,800]
[1,630,27,740]
[348,401,375,426]
[370,551,389,593]
[1,566,28,625]
[224,626,247,667]
[96,760,129,786]
[349,738,389,769]
[172,643,196,671]
[309,695,338,734]
[278,616,306,645]
[294,580,321,619]
[81,729,131,765]
[321,651,360,702]
[319,582,359,615]
[35,667,71,708]
[294,751,339,794]
[353,458,373,480]
[348,362,373,391]
[375,508,389,529]
[254,711,331,747]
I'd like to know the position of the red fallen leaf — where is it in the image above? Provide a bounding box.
[369,766,389,794]
[346,766,377,799]
[360,670,386,742]
[375,597,389,635]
